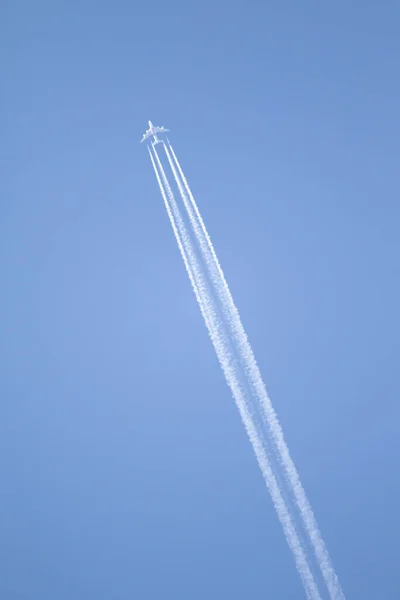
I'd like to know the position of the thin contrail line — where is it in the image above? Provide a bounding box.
[149,144,322,600]
[148,146,211,332]
[164,141,344,600]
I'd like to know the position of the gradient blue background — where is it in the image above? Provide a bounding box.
[2,1,399,598]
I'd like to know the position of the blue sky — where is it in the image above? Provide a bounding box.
[2,1,400,598]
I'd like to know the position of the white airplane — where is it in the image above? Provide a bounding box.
[140,120,169,145]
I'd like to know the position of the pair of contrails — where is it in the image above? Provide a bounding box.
[144,126,345,600]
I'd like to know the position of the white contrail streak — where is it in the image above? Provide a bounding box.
[147,146,211,332]
[148,144,322,600]
[164,141,345,600]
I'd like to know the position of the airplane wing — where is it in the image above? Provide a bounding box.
[140,126,170,143]
[152,127,170,134]
[140,131,151,143]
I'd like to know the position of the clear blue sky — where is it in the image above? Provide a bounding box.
[2,1,400,598]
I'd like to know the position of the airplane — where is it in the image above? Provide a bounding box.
[140,120,169,145]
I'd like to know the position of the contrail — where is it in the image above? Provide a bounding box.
[148,144,323,600]
[163,141,345,600]
[147,145,212,332]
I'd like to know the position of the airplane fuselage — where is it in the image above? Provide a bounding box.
[148,121,160,143]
